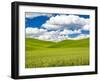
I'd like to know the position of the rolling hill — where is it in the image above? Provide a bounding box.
[25,38,89,50]
[25,38,54,50]
[25,38,89,68]
[48,38,89,48]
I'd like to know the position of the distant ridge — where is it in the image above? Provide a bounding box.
[25,38,89,50]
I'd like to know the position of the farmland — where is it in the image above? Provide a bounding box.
[25,38,89,68]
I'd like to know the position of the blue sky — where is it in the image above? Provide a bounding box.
[25,16,49,28]
[25,13,89,28]
[25,12,90,42]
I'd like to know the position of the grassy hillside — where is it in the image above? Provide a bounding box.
[48,38,89,48]
[26,38,89,49]
[25,38,90,68]
[25,38,54,50]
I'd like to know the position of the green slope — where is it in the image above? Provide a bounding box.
[48,38,89,48]
[25,38,54,50]
[26,38,89,50]
[25,38,89,68]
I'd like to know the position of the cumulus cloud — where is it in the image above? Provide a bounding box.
[42,15,89,31]
[38,31,66,42]
[26,28,66,42]
[60,29,70,35]
[25,27,89,42]
[26,27,47,38]
[82,25,90,30]
[25,12,52,18]
[25,14,90,42]
[60,29,81,35]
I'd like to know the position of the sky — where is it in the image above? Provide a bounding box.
[25,12,90,42]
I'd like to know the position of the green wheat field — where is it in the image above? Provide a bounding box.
[25,38,89,68]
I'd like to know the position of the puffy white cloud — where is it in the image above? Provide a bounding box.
[25,14,90,42]
[82,25,90,31]
[26,27,47,34]
[60,29,70,35]
[25,27,89,42]
[42,15,89,30]
[25,28,66,42]
[26,27,47,38]
[25,13,52,18]
[38,31,66,42]
[60,29,81,35]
